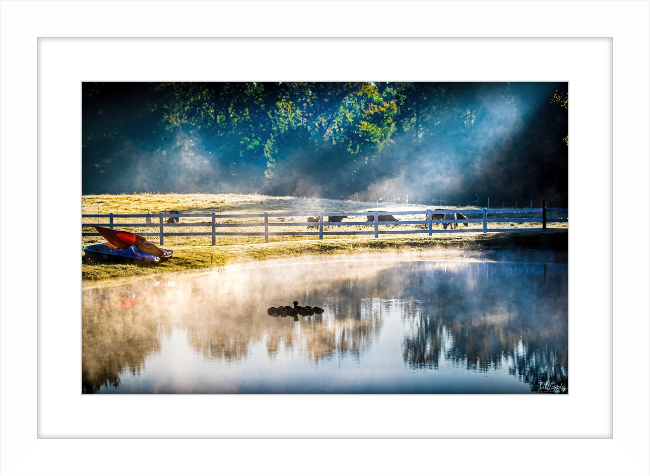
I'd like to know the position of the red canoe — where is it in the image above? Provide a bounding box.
[96,226,168,258]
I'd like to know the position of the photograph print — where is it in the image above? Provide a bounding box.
[82,82,568,394]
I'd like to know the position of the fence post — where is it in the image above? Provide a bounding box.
[319,211,324,240]
[211,212,216,246]
[109,213,114,229]
[427,209,432,236]
[487,198,490,209]
[530,200,533,208]
[264,212,269,243]
[159,213,164,245]
[542,200,547,230]
[374,210,378,238]
[482,208,487,233]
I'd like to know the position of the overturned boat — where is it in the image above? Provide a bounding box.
[83,227,173,265]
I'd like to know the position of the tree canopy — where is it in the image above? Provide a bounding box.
[82,82,568,204]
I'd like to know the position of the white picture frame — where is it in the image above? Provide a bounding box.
[1,1,648,475]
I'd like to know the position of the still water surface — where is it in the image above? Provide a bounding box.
[82,251,568,394]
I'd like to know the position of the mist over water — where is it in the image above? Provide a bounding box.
[82,251,568,394]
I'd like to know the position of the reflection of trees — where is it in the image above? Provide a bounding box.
[510,344,568,393]
[402,312,444,369]
[399,262,568,393]
[181,276,385,364]
[82,263,391,392]
[82,259,568,393]
[297,299,382,363]
[82,289,167,393]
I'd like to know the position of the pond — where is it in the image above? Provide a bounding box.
[82,250,568,394]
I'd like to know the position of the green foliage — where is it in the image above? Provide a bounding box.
[82,82,568,201]
[551,90,568,146]
[551,90,568,110]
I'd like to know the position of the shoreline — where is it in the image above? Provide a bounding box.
[82,229,568,287]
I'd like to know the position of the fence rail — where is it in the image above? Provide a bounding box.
[82,204,568,245]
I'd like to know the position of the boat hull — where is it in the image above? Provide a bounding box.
[95,226,171,258]
[83,243,171,266]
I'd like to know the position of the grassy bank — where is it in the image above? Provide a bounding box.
[82,229,568,284]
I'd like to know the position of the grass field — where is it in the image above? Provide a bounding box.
[82,194,568,287]
[82,193,568,248]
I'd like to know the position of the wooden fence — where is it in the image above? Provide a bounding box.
[82,202,568,245]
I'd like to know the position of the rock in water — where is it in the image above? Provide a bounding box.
[268,302,324,317]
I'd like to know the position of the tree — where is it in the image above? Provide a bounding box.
[82,82,569,204]
[551,90,568,146]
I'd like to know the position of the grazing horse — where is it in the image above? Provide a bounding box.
[166,210,180,223]
[428,210,457,230]
[366,213,399,222]
[306,216,320,229]
[455,212,469,228]
[327,215,347,222]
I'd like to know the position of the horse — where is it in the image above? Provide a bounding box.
[366,213,399,222]
[428,210,457,230]
[166,210,181,223]
[455,212,469,228]
[306,216,320,229]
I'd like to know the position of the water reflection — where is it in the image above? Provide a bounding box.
[82,288,165,393]
[398,262,568,392]
[82,252,568,393]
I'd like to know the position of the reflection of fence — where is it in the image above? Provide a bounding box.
[82,203,568,245]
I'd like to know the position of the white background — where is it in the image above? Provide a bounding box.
[39,37,608,438]
[2,2,649,476]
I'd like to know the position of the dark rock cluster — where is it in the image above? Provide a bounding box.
[268,301,324,321]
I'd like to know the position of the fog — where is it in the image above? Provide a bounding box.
[82,251,568,393]
[82,82,568,205]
